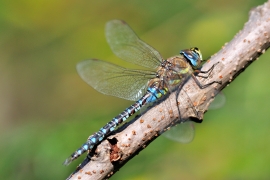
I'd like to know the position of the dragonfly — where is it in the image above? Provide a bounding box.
[63,19,222,165]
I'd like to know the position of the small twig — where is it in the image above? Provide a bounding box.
[67,1,270,179]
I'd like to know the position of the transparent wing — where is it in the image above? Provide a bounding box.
[163,92,225,143]
[163,121,195,143]
[105,19,163,69]
[209,91,226,110]
[77,59,155,101]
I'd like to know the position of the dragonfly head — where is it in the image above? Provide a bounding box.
[180,47,203,69]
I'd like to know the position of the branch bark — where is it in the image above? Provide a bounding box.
[67,1,270,179]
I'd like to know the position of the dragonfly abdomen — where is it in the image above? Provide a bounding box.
[64,90,159,165]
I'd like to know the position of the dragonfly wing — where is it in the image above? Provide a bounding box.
[105,20,163,69]
[209,91,226,110]
[163,121,195,143]
[77,59,155,101]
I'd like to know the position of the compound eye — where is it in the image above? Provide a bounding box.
[192,47,202,61]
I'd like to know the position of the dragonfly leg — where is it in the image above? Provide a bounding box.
[192,73,222,89]
[192,62,222,89]
[175,79,204,123]
[198,62,219,74]
[175,62,222,123]
[175,79,190,123]
[195,62,219,79]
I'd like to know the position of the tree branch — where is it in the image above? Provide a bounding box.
[67,1,270,179]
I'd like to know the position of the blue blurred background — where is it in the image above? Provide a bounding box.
[1,0,270,179]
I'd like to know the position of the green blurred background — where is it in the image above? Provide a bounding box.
[1,0,270,179]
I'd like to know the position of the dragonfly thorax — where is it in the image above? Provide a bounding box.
[148,55,194,95]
